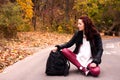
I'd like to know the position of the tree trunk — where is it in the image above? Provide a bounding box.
[0,0,9,4]
[107,21,120,32]
[9,0,16,3]
[65,0,69,23]
[40,0,48,29]
[32,16,36,31]
[32,0,37,31]
[50,0,54,28]
[105,21,120,36]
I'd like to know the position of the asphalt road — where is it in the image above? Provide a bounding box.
[0,38,120,80]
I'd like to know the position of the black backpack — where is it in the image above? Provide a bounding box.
[45,50,70,76]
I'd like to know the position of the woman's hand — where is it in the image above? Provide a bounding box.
[52,47,58,52]
[90,63,97,68]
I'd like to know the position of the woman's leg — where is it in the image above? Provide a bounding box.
[62,48,89,75]
[62,48,81,68]
[87,63,100,77]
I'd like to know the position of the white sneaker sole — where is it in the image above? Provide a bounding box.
[85,70,89,76]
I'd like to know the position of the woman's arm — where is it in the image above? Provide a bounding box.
[55,31,79,50]
[92,34,104,65]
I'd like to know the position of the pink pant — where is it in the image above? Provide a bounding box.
[62,48,100,76]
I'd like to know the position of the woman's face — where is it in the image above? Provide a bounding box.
[77,19,85,31]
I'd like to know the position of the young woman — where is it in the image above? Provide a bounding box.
[52,16,103,76]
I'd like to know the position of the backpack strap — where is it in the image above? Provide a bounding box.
[64,60,70,76]
[67,61,70,69]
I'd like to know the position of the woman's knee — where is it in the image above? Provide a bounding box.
[62,48,75,58]
[62,48,71,55]
[89,66,100,77]
[62,48,70,53]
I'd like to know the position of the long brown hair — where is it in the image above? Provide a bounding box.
[79,16,99,41]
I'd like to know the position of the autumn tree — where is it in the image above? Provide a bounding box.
[0,2,23,38]
[103,0,120,36]
[5,0,119,35]
[16,0,34,20]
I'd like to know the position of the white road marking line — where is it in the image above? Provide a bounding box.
[103,51,111,55]
[105,43,115,48]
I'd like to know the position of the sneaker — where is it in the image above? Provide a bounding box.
[84,69,89,76]
[79,67,89,76]
[83,67,90,76]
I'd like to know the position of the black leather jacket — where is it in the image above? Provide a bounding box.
[56,31,103,65]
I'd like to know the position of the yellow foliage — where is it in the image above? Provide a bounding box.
[16,0,33,20]
[58,25,64,33]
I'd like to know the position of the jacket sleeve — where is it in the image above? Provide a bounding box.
[92,34,104,65]
[55,31,78,49]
